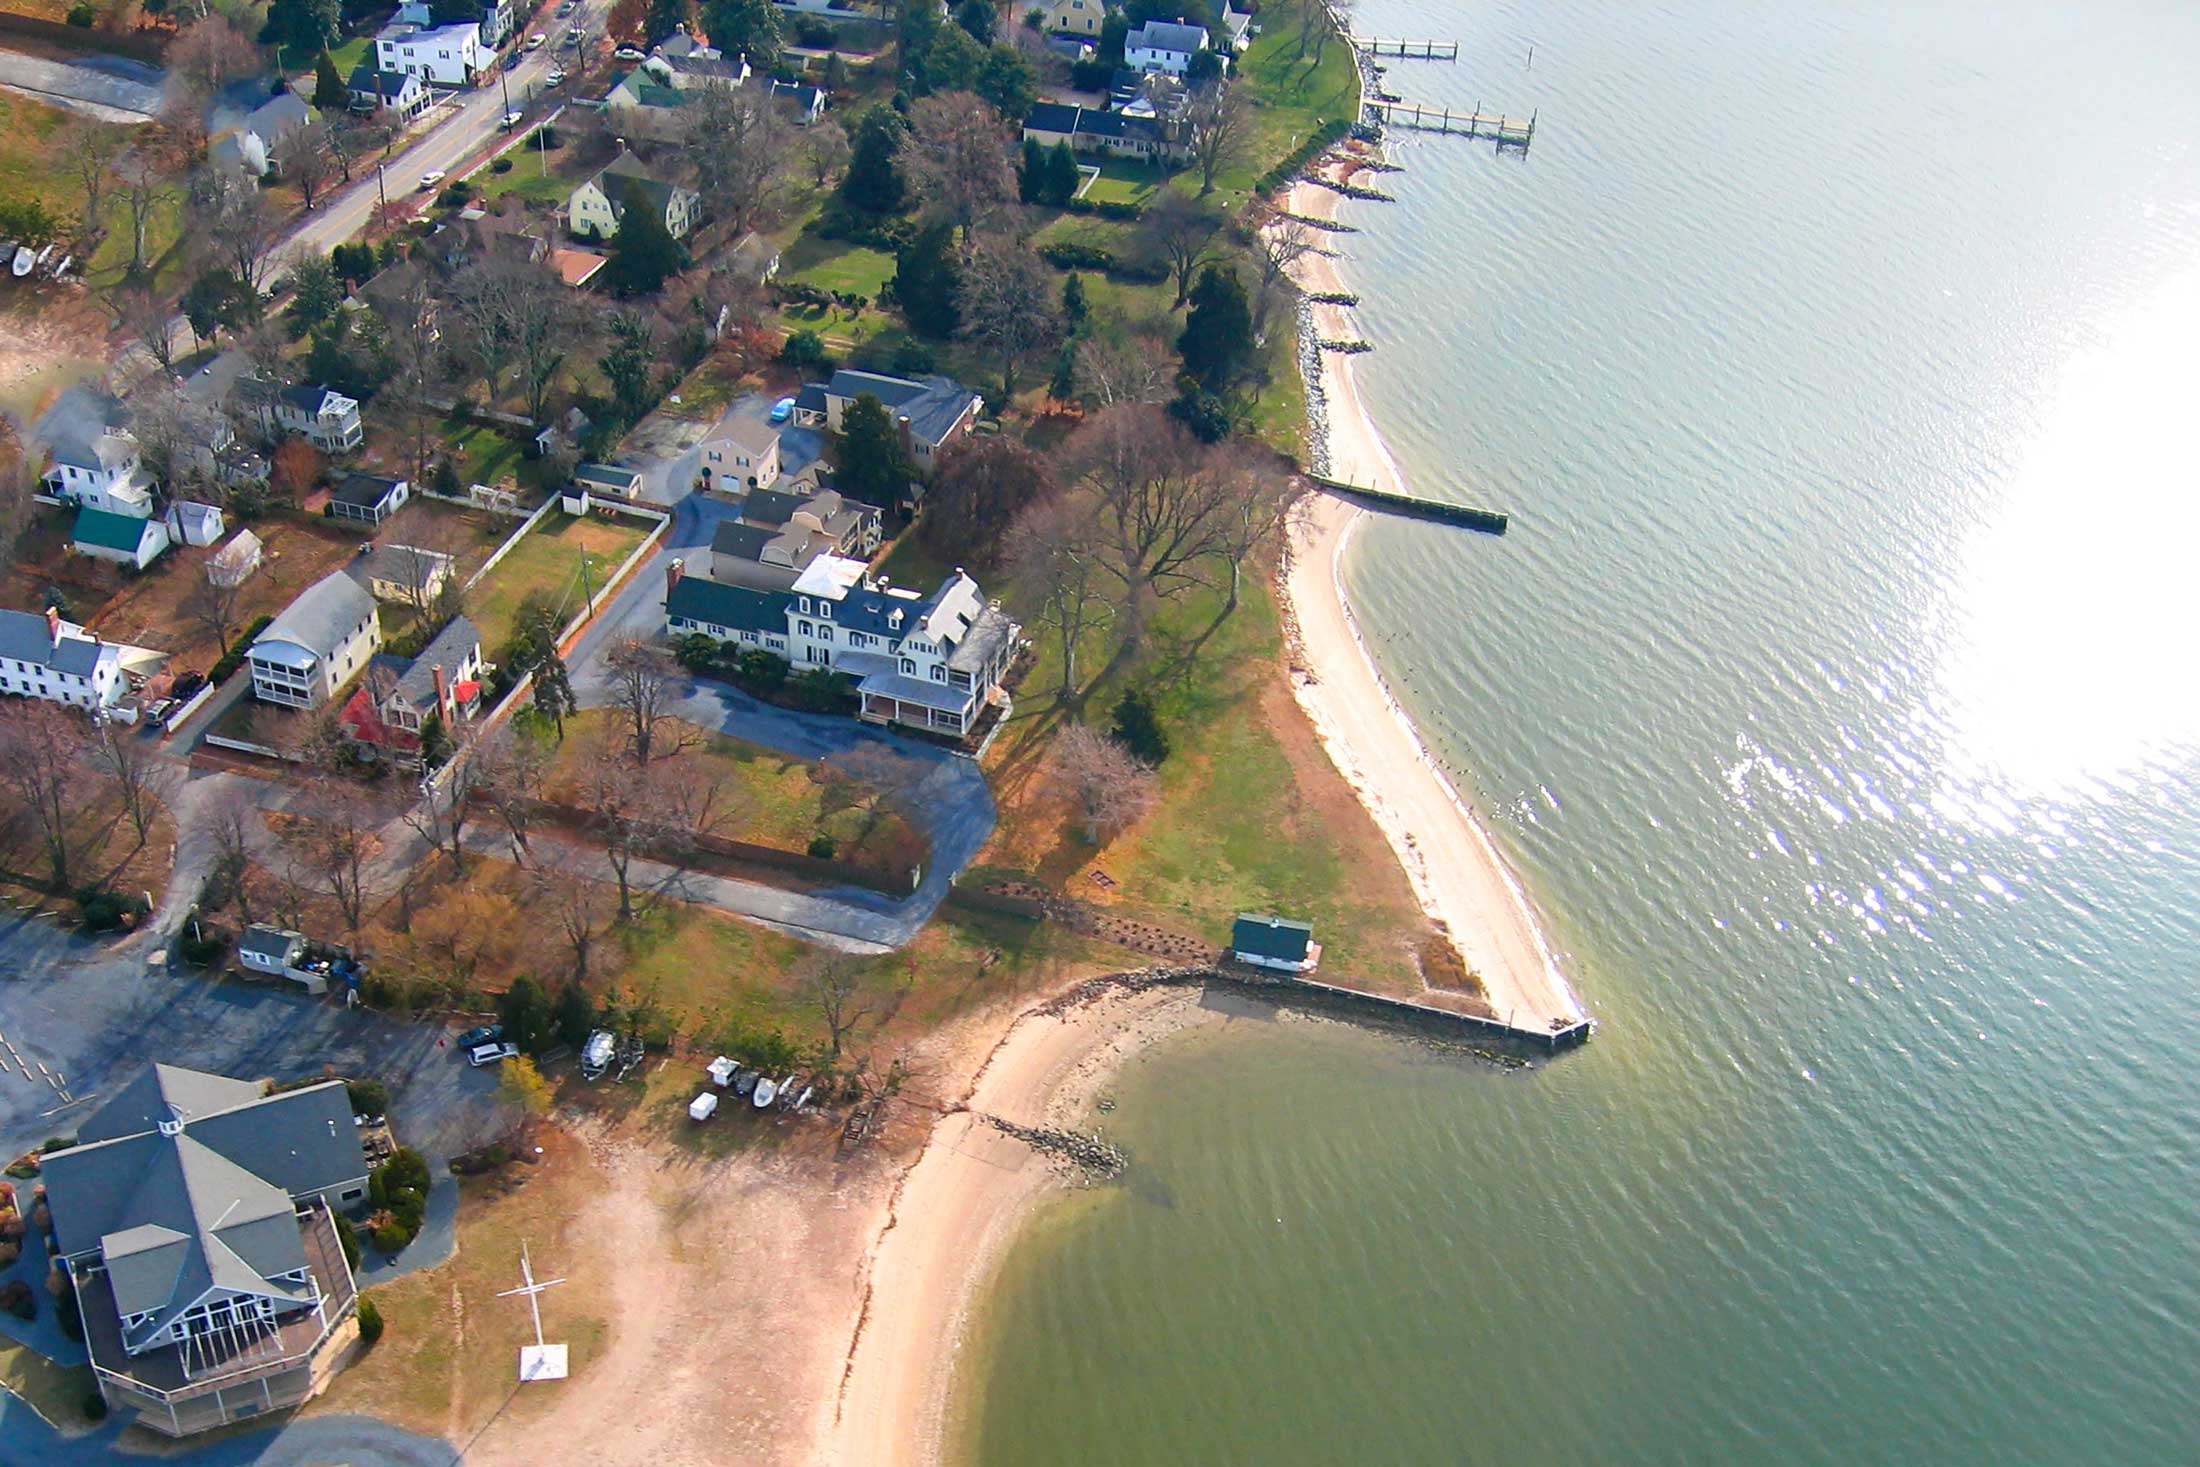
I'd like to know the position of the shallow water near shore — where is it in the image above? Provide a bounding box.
[966,0,2200,1462]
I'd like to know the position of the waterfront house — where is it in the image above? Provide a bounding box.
[248,570,382,708]
[338,614,484,763]
[74,507,171,571]
[0,606,126,711]
[567,151,700,242]
[353,542,455,606]
[373,20,492,88]
[1022,101,1189,163]
[328,473,411,527]
[790,369,983,469]
[39,1064,366,1436]
[1125,19,1209,74]
[1231,914,1321,973]
[346,65,430,121]
[665,557,1019,737]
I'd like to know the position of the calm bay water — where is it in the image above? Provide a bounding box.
[967,2,2200,1463]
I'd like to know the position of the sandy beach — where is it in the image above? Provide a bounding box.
[826,982,1214,1467]
[1275,164,1588,1036]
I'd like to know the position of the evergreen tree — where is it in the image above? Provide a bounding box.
[1061,271,1088,329]
[608,199,685,296]
[601,309,657,422]
[1177,262,1252,389]
[312,51,347,111]
[1110,689,1171,764]
[704,0,782,72]
[918,19,983,93]
[954,0,994,43]
[977,44,1036,122]
[841,106,907,214]
[497,975,557,1054]
[1018,138,1046,204]
[285,253,343,338]
[835,393,915,506]
[1048,336,1077,400]
[1044,140,1080,205]
[261,0,340,57]
[894,221,963,337]
[554,981,598,1049]
[897,0,943,91]
[645,0,689,45]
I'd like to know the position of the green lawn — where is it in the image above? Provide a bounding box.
[328,36,373,75]
[778,232,898,298]
[1081,158,1170,206]
[468,511,650,654]
[442,422,531,491]
[0,91,186,291]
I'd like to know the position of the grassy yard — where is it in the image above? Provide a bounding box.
[328,35,373,74]
[1080,158,1170,206]
[441,421,534,492]
[549,709,929,872]
[0,91,187,291]
[476,157,579,206]
[981,556,1439,991]
[468,510,650,655]
[778,232,897,298]
[0,1338,95,1437]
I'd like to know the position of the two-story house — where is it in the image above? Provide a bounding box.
[346,65,431,121]
[697,418,783,492]
[568,150,700,242]
[0,606,127,711]
[1044,0,1106,38]
[39,1063,366,1436]
[708,487,882,591]
[248,570,382,708]
[338,614,484,762]
[1125,19,1209,74]
[373,20,492,88]
[261,383,364,455]
[42,420,156,518]
[664,558,1020,737]
[789,369,984,471]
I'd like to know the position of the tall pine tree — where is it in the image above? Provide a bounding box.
[893,221,963,337]
[1177,263,1252,390]
[836,393,915,507]
[841,106,907,214]
[313,51,347,111]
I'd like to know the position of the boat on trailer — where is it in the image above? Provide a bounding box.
[752,1075,779,1108]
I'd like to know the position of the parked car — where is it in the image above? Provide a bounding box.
[546,68,566,86]
[468,1041,521,1067]
[769,395,796,424]
[418,170,447,191]
[457,1023,503,1049]
[172,669,207,698]
[526,31,546,49]
[614,44,644,60]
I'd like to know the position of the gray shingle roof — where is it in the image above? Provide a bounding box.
[667,575,793,635]
[255,569,376,661]
[823,370,979,448]
[0,607,106,678]
[41,1066,364,1335]
[237,925,303,963]
[1128,19,1208,53]
[711,521,778,561]
[332,472,405,510]
[393,615,480,708]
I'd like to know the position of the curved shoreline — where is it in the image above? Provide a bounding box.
[1277,163,1588,1035]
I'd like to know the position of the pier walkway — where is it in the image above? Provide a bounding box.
[1309,475,1510,535]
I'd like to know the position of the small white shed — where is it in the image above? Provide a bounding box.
[688,1092,719,1122]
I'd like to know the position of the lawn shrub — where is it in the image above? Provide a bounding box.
[357,1295,384,1345]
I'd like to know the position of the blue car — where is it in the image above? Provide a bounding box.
[769,395,795,424]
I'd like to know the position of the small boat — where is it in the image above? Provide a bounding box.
[752,1075,779,1108]
[733,1067,758,1098]
[11,247,34,278]
[776,1076,800,1109]
[49,254,71,279]
[793,1085,815,1112]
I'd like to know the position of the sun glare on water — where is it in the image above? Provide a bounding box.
[1935,265,2200,799]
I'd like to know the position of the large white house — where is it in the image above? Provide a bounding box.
[1125,19,1210,74]
[0,606,127,711]
[373,20,492,88]
[249,382,364,455]
[42,426,155,517]
[248,570,382,708]
[568,150,700,241]
[664,556,1020,737]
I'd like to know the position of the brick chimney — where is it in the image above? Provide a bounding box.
[666,557,685,597]
[45,606,61,647]
[432,664,451,723]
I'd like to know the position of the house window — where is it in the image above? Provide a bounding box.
[931,665,946,682]
[341,1187,365,1202]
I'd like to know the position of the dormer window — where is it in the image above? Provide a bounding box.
[799,596,811,614]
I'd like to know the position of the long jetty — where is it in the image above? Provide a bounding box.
[1351,36,1459,60]
[1310,475,1510,535]
[1362,98,1536,148]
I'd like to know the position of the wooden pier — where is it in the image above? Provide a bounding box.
[1351,36,1459,61]
[1310,475,1510,535]
[1362,98,1535,148]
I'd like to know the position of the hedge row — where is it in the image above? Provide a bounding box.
[1254,119,1354,198]
[1062,196,1145,222]
[1037,241,1169,285]
[210,616,275,685]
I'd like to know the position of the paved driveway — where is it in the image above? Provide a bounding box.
[0,918,503,1168]
[0,47,162,122]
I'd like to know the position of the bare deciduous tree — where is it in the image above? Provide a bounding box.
[0,703,88,890]
[685,84,794,235]
[111,149,177,280]
[90,723,177,847]
[372,266,445,486]
[1065,402,1241,648]
[899,91,1016,232]
[956,232,1058,403]
[1140,190,1223,308]
[284,779,386,943]
[803,117,851,189]
[1250,200,1319,335]
[603,636,694,765]
[189,166,282,298]
[0,419,30,581]
[110,283,179,374]
[802,957,874,1059]
[125,379,224,495]
[1073,329,1176,408]
[1005,494,1114,705]
[1182,81,1255,197]
[576,739,730,922]
[205,784,259,923]
[274,120,335,212]
[532,850,613,980]
[58,121,125,257]
[447,254,583,421]
[1045,722,1157,843]
[472,722,554,864]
